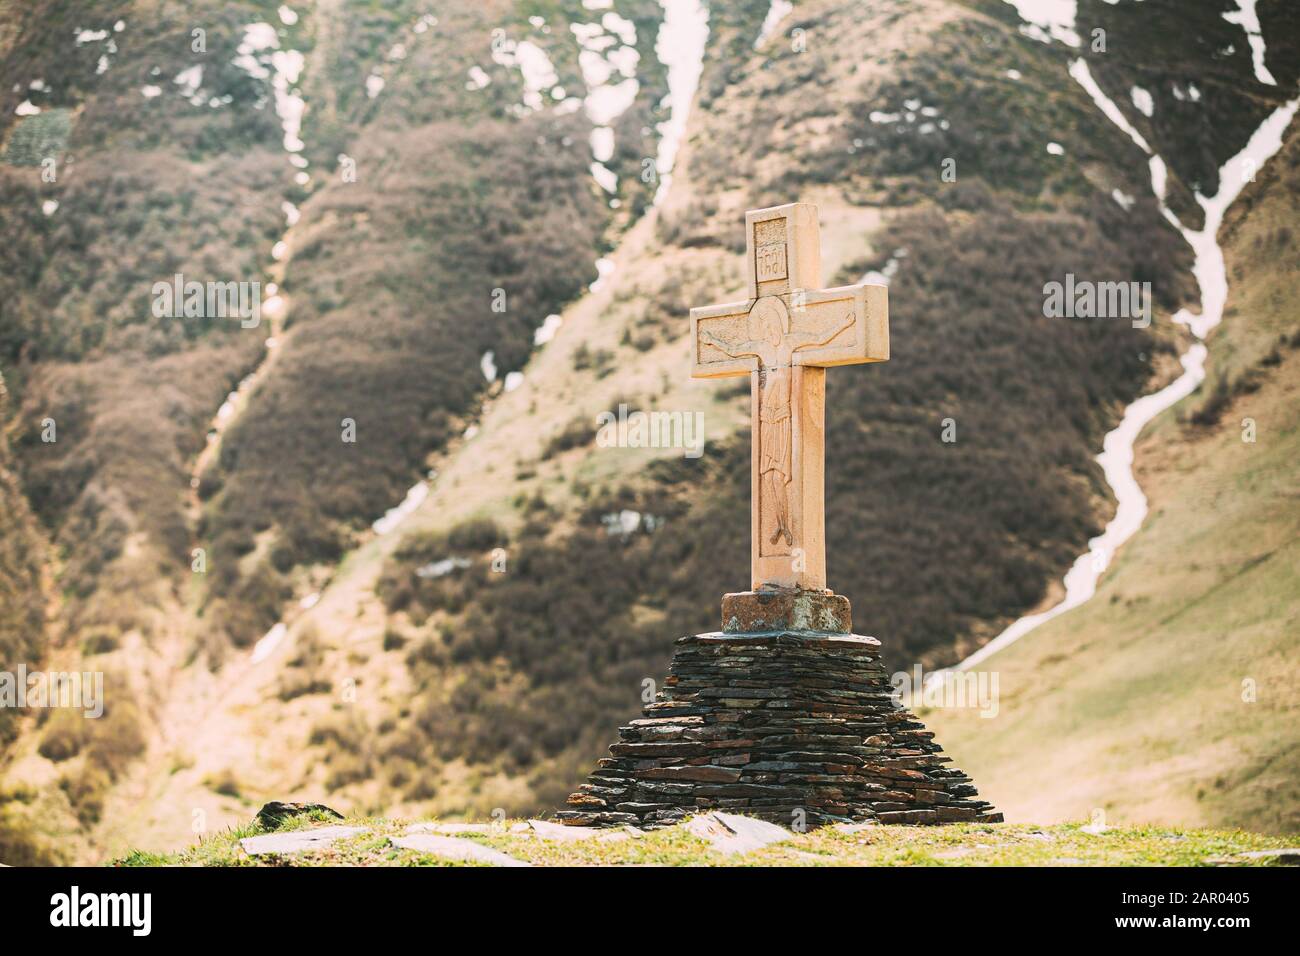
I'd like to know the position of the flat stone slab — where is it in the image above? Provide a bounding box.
[1207,848,1300,866]
[240,825,370,857]
[389,834,529,867]
[833,821,879,834]
[527,819,601,842]
[685,812,791,855]
[684,630,880,648]
[519,819,643,843]
[1237,848,1300,862]
[406,822,495,835]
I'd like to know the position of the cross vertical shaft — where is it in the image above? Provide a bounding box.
[690,203,889,592]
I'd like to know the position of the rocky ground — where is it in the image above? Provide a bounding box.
[112,806,1300,867]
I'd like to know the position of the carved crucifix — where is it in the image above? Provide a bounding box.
[691,203,888,592]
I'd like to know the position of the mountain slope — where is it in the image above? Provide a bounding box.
[0,0,671,859]
[351,0,1199,813]
[203,0,1211,830]
[197,0,672,649]
[925,110,1300,835]
[2,0,1296,861]
[0,0,364,860]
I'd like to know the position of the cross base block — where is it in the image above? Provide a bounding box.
[722,587,851,634]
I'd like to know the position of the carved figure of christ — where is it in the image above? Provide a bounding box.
[698,303,854,548]
[691,203,889,592]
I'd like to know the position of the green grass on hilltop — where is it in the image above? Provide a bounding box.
[113,815,1300,868]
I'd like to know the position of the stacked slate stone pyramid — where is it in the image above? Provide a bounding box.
[559,589,1001,829]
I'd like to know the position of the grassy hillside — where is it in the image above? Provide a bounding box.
[924,114,1300,835]
[0,373,49,865]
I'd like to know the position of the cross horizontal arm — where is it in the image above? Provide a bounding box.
[691,300,760,378]
[791,283,889,368]
[690,282,887,378]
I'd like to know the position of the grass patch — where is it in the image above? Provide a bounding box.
[113,816,1300,867]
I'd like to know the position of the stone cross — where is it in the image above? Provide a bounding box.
[691,202,888,592]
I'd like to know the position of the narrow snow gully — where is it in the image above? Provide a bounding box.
[950,51,1297,674]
